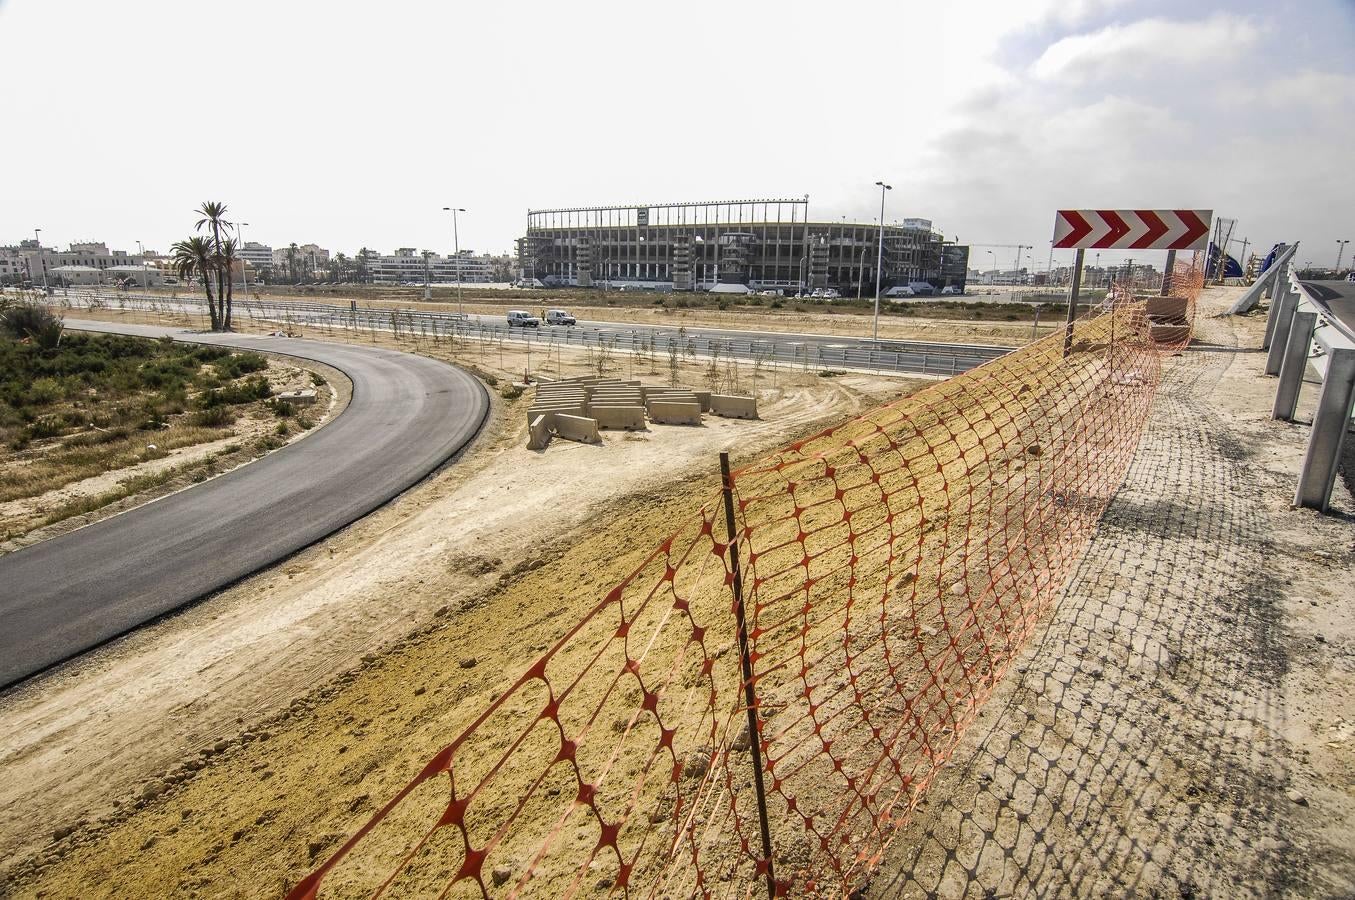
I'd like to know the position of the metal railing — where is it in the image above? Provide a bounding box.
[1260,262,1355,512]
[56,290,1014,379]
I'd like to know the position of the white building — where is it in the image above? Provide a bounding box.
[238,241,272,270]
[367,248,495,284]
[2,240,146,287]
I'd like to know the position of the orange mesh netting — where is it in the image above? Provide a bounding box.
[288,265,1203,899]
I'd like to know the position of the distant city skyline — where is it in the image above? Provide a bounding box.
[1,0,1351,270]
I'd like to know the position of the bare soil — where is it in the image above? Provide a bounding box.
[0,308,917,897]
[5,289,1350,898]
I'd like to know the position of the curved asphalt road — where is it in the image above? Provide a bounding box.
[0,320,490,689]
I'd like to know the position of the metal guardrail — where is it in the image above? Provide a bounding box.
[56,290,1014,379]
[1260,265,1355,511]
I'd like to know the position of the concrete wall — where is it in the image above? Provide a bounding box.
[1145,296,1190,320]
[709,394,758,419]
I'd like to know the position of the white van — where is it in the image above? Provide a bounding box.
[545,309,576,325]
[506,310,540,327]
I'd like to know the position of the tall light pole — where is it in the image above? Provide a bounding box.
[239,222,251,294]
[34,228,47,292]
[873,181,891,341]
[1337,239,1350,271]
[136,240,148,293]
[443,207,466,315]
[857,246,868,301]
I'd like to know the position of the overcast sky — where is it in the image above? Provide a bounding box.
[1,0,1352,269]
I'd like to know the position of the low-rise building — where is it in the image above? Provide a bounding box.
[367,249,495,284]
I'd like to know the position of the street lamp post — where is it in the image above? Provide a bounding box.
[34,228,47,293]
[136,240,148,293]
[239,222,251,295]
[798,256,807,297]
[443,207,466,315]
[857,246,868,302]
[873,181,892,342]
[1337,239,1350,271]
[423,251,432,301]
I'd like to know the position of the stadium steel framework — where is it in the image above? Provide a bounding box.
[517,197,969,294]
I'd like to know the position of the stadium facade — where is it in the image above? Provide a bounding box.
[517,197,968,293]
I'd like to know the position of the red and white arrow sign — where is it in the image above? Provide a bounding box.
[1052,209,1211,251]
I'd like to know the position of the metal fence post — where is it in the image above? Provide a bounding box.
[1263,269,1293,352]
[1063,248,1085,358]
[719,452,776,899]
[1264,283,1298,374]
[1295,348,1355,511]
[1272,310,1317,421]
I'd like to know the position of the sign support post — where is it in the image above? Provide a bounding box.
[1063,248,1084,358]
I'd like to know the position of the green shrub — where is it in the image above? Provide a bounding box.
[499,384,523,400]
[192,406,237,428]
[29,378,63,405]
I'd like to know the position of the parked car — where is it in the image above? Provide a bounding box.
[507,310,540,327]
[941,285,964,295]
[545,308,576,325]
[884,286,915,298]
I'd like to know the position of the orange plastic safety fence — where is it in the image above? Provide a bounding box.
[288,278,1198,899]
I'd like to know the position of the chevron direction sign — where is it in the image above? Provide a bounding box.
[1052,209,1211,251]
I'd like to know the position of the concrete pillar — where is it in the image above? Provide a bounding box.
[1272,310,1316,421]
[1295,348,1355,512]
[1264,283,1298,374]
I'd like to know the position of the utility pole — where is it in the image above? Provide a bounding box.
[239,222,251,295]
[34,228,48,292]
[1337,239,1350,271]
[873,180,892,341]
[444,207,466,315]
[423,250,432,301]
[136,240,148,292]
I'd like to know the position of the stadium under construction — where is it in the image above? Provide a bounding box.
[517,197,969,294]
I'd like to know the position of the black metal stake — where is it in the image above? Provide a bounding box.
[720,451,776,900]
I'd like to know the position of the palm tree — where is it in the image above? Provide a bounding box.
[335,253,349,283]
[286,243,299,284]
[171,237,219,330]
[217,237,239,330]
[356,247,373,284]
[194,202,232,322]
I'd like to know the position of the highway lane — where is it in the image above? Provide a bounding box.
[60,291,1015,377]
[0,320,490,689]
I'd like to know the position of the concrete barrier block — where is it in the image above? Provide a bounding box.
[527,414,552,450]
[649,401,702,425]
[1145,296,1189,319]
[1150,324,1191,344]
[591,405,647,430]
[554,414,602,444]
[693,390,711,412]
[710,394,758,419]
[276,389,318,406]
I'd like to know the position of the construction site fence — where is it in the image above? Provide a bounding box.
[28,265,1203,896]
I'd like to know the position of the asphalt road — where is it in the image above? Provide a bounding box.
[0,321,490,689]
[1300,280,1355,339]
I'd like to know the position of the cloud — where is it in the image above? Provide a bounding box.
[1030,14,1262,83]
[1260,70,1355,111]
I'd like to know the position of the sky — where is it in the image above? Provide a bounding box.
[1,0,1353,269]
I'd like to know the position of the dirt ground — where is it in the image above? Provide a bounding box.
[0,309,918,896]
[872,287,1355,898]
[4,288,1352,898]
[0,351,347,552]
